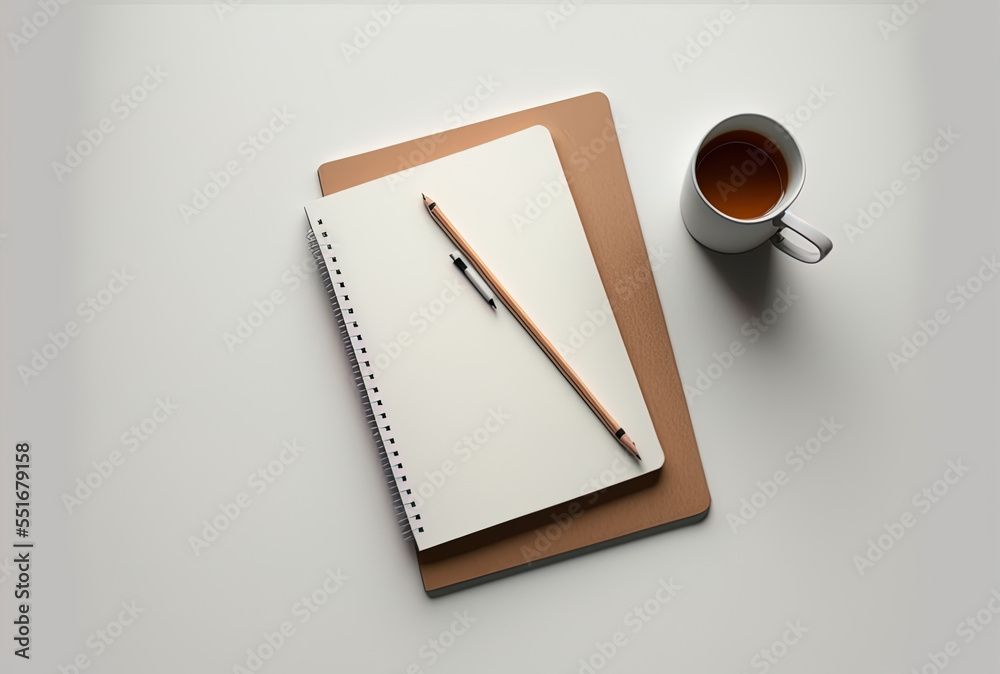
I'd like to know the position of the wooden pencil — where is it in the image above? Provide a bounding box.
[422,193,640,461]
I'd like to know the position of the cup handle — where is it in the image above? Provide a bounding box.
[770,212,833,264]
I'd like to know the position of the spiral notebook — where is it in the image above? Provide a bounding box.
[305,126,664,553]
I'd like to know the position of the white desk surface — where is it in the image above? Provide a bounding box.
[2,3,997,673]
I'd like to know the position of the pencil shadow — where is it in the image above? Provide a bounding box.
[693,238,777,315]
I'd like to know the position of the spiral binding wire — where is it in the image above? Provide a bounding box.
[308,226,421,542]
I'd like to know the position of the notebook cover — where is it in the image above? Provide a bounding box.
[317,92,710,595]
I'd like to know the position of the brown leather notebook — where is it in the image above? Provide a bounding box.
[317,92,710,595]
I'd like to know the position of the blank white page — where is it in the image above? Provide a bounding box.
[306,126,663,551]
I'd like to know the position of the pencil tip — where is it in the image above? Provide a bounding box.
[421,193,426,199]
[618,431,639,460]
[489,299,496,309]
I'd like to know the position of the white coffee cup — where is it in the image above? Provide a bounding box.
[680,113,832,263]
